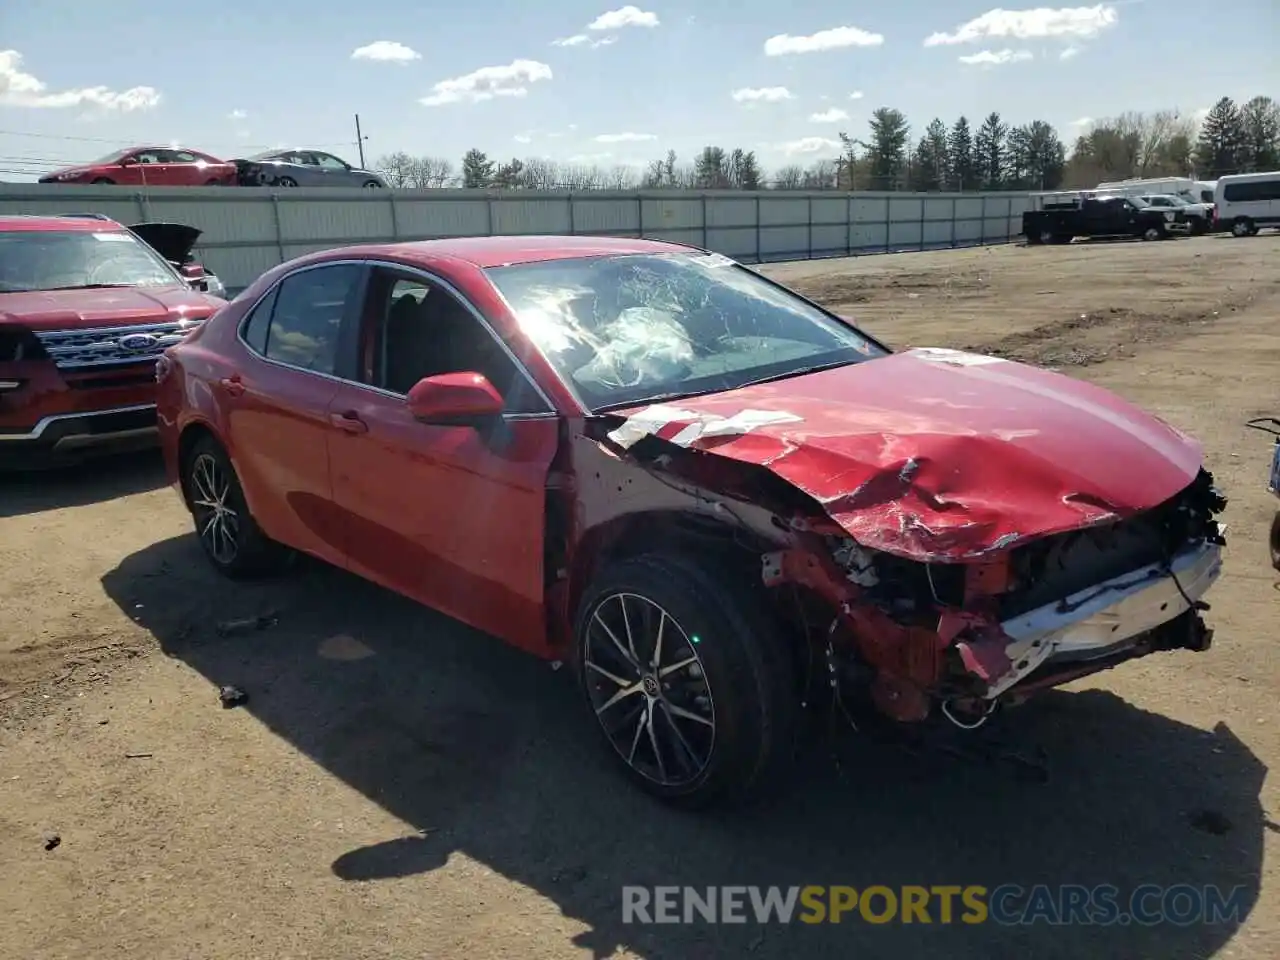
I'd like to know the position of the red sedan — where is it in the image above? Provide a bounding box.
[38,146,236,187]
[155,236,1226,807]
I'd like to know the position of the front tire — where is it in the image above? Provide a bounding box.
[183,436,290,579]
[574,553,798,809]
[1231,217,1256,237]
[1142,224,1167,241]
[275,176,298,187]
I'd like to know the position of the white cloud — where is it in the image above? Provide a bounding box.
[924,5,1118,46]
[593,132,656,143]
[350,40,421,63]
[1060,45,1081,59]
[552,34,616,48]
[849,90,865,100]
[228,108,248,121]
[569,152,613,163]
[764,26,885,56]
[419,59,552,106]
[958,48,1034,65]
[0,50,160,111]
[588,6,660,30]
[810,108,849,122]
[1069,116,1093,127]
[514,133,533,143]
[781,137,840,156]
[731,86,794,103]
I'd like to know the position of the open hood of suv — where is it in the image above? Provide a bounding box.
[129,222,202,264]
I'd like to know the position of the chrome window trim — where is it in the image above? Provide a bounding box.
[234,257,557,417]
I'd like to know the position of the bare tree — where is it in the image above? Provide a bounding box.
[772,164,805,189]
[520,157,562,189]
[374,151,415,188]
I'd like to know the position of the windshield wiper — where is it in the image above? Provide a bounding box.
[594,389,711,414]
[732,358,859,391]
[39,283,138,291]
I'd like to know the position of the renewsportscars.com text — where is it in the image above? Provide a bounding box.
[621,884,1249,926]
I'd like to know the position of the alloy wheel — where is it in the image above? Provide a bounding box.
[190,452,240,565]
[583,592,716,787]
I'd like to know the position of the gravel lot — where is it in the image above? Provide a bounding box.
[3,234,1279,960]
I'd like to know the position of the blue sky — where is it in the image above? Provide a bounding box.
[1,0,1276,180]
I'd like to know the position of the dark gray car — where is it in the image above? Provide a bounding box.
[233,150,387,188]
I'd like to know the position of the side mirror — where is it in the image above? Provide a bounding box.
[119,157,135,167]
[180,263,207,280]
[407,372,503,424]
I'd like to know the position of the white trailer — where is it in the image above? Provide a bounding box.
[1096,177,1216,204]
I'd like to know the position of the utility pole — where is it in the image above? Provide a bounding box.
[354,114,367,168]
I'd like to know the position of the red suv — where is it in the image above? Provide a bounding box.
[37,146,236,187]
[0,215,226,467]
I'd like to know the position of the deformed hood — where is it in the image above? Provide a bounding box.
[605,347,1204,562]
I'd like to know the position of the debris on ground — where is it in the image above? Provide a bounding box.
[215,613,279,638]
[42,832,61,851]
[124,752,153,759]
[218,685,249,709]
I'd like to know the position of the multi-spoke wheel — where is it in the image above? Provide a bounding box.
[574,553,798,808]
[182,435,290,579]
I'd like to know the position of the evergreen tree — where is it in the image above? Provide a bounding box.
[1239,95,1280,172]
[946,116,975,190]
[867,107,910,190]
[461,149,494,188]
[910,118,949,191]
[694,146,730,188]
[1194,97,1245,177]
[974,112,1008,189]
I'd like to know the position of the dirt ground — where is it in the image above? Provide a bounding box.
[2,233,1279,960]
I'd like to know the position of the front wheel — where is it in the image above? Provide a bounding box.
[362,180,382,188]
[183,435,291,578]
[1142,224,1167,241]
[574,553,798,809]
[91,177,115,185]
[275,176,298,187]
[1231,217,1256,237]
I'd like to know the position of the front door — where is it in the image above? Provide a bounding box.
[326,266,560,654]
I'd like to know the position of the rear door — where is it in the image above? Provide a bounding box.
[325,263,561,653]
[225,261,369,567]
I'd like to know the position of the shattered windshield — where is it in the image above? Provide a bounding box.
[486,252,887,412]
[0,230,181,292]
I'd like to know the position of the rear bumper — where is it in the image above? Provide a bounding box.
[0,403,158,467]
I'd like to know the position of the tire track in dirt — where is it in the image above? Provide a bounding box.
[961,283,1280,368]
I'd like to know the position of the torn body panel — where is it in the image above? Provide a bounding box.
[581,349,1226,726]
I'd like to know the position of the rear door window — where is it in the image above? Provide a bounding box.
[258,264,364,375]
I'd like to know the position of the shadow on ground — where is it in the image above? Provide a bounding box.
[103,534,1266,960]
[0,450,166,519]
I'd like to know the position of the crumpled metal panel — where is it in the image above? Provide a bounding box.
[605,348,1204,562]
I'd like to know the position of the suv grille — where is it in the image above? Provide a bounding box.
[35,319,204,371]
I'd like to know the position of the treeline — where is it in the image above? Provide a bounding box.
[374,94,1279,193]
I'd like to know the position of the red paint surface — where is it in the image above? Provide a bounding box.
[36,147,236,187]
[0,285,218,333]
[614,349,1203,561]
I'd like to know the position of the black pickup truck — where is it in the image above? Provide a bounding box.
[1023,196,1184,245]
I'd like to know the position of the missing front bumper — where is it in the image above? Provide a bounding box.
[977,539,1223,700]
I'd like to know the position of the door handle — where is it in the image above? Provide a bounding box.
[218,375,245,397]
[329,410,368,434]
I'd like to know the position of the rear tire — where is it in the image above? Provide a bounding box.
[573,553,798,809]
[183,435,291,579]
[275,176,298,187]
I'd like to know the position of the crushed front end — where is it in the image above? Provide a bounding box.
[764,469,1227,725]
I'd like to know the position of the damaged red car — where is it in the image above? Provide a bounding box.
[155,236,1227,807]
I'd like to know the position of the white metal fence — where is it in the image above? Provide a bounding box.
[0,184,1036,291]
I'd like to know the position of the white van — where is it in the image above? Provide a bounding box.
[1096,177,1216,204]
[1214,171,1280,237]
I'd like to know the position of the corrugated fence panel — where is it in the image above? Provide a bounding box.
[0,184,1038,290]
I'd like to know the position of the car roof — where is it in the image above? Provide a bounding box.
[329,234,706,269]
[0,214,127,233]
